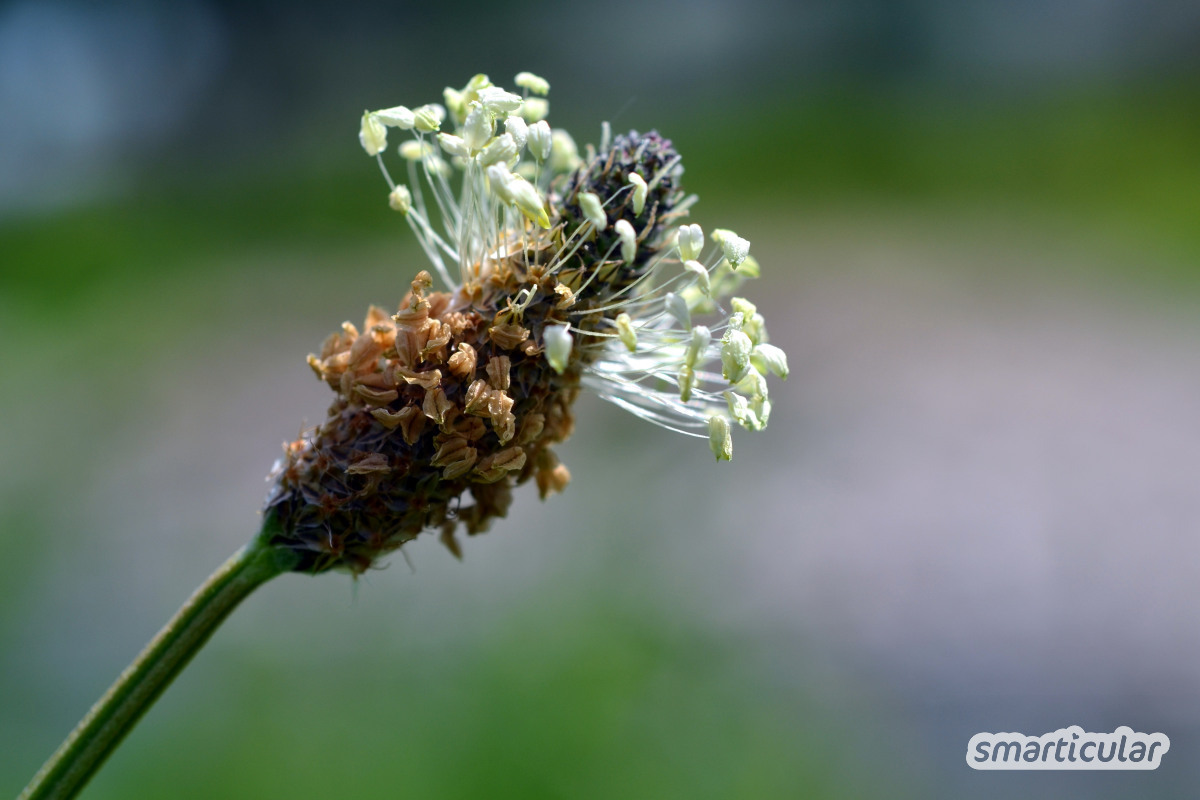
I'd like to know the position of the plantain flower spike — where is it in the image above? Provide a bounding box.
[266,72,787,573]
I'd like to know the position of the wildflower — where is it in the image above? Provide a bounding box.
[266,72,787,572]
[20,69,795,800]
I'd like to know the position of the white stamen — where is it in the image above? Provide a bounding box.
[684,259,711,296]
[708,415,733,461]
[527,120,552,161]
[628,173,648,215]
[544,323,573,374]
[359,112,387,156]
[614,219,637,262]
[752,343,789,379]
[462,102,493,152]
[578,192,607,231]
[521,97,549,122]
[477,87,523,115]
[437,133,470,158]
[413,104,444,132]
[375,105,416,129]
[514,71,550,95]
[479,133,518,167]
[677,224,704,261]
[388,185,412,214]
[504,116,529,150]
[550,130,580,171]
[615,312,637,352]
[721,329,753,383]
[665,292,691,330]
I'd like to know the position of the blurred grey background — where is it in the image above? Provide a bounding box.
[2,1,1199,797]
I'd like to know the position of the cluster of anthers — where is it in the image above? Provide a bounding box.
[264,72,788,573]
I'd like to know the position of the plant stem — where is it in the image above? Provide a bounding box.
[20,518,299,800]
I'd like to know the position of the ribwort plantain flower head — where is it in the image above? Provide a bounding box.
[264,72,787,573]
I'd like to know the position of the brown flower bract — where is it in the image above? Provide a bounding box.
[265,263,578,573]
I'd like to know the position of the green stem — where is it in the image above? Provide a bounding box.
[20,518,299,800]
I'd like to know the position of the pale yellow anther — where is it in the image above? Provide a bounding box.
[359,111,387,156]
[515,71,550,95]
[721,328,754,383]
[507,175,551,228]
[686,325,711,369]
[521,97,549,122]
[748,315,768,346]
[477,86,523,116]
[752,343,789,380]
[550,129,579,171]
[739,368,770,401]
[731,298,757,317]
[398,140,434,160]
[733,371,772,429]
[725,391,765,432]
[614,218,637,262]
[388,185,412,214]
[479,133,518,167]
[679,365,696,403]
[437,133,470,158]
[425,155,452,177]
[628,172,648,215]
[710,228,735,245]
[678,224,704,261]
[375,105,415,129]
[485,163,515,202]
[615,312,637,352]
[708,415,733,461]
[731,297,766,345]
[413,104,444,133]
[504,116,528,149]
[753,388,772,428]
[462,101,494,152]
[711,228,750,268]
[462,73,493,101]
[578,191,606,231]
[544,323,573,374]
[443,87,466,123]
[665,292,691,330]
[684,260,711,296]
[527,120,552,161]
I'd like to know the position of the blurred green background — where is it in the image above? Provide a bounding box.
[3,1,1200,798]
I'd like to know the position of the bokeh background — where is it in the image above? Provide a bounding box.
[3,1,1199,797]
